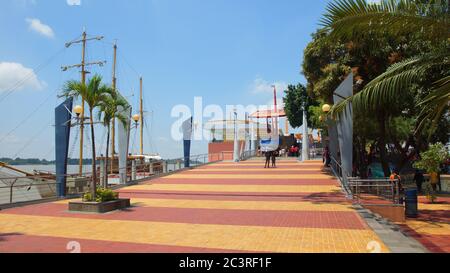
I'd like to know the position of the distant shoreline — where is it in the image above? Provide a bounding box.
[0,158,95,166]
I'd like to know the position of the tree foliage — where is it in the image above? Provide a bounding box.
[283,83,319,128]
[413,143,449,173]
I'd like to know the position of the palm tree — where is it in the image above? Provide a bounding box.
[97,88,129,188]
[323,0,449,135]
[61,74,111,200]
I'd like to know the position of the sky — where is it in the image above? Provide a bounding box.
[0,0,331,160]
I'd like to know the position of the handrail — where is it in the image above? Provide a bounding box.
[0,152,227,206]
[329,156,352,197]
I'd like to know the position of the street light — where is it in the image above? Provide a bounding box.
[132,114,140,124]
[73,105,83,117]
[322,104,331,114]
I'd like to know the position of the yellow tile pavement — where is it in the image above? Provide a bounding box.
[188,168,324,172]
[0,214,389,253]
[161,174,334,180]
[126,184,340,193]
[403,220,450,236]
[55,198,354,212]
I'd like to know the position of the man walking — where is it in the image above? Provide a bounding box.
[271,149,278,168]
[264,151,272,168]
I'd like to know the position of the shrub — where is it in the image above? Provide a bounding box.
[413,143,448,174]
[82,187,119,202]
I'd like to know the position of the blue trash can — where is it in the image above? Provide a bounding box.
[405,189,418,218]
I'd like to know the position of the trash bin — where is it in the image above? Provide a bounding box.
[405,189,418,218]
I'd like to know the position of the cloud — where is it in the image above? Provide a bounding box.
[26,18,55,38]
[14,0,37,7]
[0,62,46,92]
[250,76,288,94]
[67,0,81,6]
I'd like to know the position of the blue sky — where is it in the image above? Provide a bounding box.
[0,0,330,160]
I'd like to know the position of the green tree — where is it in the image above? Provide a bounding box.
[413,143,448,174]
[61,75,111,200]
[97,88,129,188]
[324,0,450,137]
[283,83,319,128]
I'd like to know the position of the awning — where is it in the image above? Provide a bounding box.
[249,109,286,118]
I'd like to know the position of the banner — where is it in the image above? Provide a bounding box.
[260,124,279,152]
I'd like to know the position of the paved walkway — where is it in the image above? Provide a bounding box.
[397,195,450,253]
[0,158,391,253]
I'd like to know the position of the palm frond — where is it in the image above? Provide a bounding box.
[416,75,450,134]
[331,52,450,117]
[322,0,449,41]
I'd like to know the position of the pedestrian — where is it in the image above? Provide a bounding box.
[271,149,278,168]
[324,146,331,167]
[265,151,272,168]
[413,169,425,193]
[390,169,404,204]
[367,168,373,179]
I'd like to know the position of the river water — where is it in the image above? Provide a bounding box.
[2,165,92,175]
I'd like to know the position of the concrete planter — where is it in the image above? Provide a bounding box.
[68,198,131,213]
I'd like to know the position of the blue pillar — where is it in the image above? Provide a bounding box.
[182,117,193,168]
[55,98,73,198]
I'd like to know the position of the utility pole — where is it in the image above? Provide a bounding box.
[140,77,144,155]
[272,85,278,134]
[62,30,105,176]
[110,41,117,173]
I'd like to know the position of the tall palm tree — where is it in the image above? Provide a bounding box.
[61,74,110,200]
[97,88,129,188]
[323,0,449,134]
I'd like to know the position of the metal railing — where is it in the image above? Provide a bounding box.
[240,150,257,161]
[0,152,227,206]
[348,178,401,205]
[329,156,352,197]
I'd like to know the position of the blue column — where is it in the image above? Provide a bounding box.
[55,98,73,197]
[182,117,193,168]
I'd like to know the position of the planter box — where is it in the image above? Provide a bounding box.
[69,198,131,213]
[363,204,405,223]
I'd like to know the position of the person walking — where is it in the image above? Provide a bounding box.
[271,149,278,168]
[390,169,404,204]
[264,151,272,168]
[323,146,331,167]
[413,169,425,194]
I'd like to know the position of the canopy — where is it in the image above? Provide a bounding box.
[249,109,286,119]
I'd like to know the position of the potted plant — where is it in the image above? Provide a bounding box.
[413,143,448,203]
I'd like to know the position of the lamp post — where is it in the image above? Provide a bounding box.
[233,108,239,162]
[73,105,83,118]
[132,114,140,128]
[301,105,310,162]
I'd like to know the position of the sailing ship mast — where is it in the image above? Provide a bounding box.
[62,29,105,176]
[140,77,144,155]
[110,41,117,174]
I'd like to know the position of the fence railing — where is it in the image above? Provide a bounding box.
[240,150,257,161]
[329,156,352,197]
[0,152,227,206]
[348,178,401,205]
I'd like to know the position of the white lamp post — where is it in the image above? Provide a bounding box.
[233,108,239,162]
[301,107,310,162]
